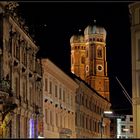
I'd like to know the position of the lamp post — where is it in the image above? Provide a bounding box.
[101,110,113,138]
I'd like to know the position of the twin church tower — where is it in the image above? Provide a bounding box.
[70,21,110,101]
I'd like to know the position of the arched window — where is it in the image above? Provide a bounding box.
[81,56,85,64]
[97,48,102,58]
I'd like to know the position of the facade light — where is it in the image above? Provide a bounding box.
[104,110,113,115]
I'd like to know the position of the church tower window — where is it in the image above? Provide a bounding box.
[97,48,102,58]
[81,56,85,64]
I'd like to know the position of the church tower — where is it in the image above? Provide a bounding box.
[70,31,86,80]
[70,22,110,101]
[84,22,109,100]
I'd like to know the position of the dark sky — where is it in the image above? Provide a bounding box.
[17,1,132,115]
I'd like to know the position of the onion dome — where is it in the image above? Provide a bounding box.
[70,29,84,44]
[84,20,107,40]
[70,34,85,44]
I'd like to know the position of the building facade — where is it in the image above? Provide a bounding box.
[74,76,111,138]
[41,59,78,138]
[129,2,140,138]
[70,23,110,101]
[0,2,43,138]
[116,115,133,138]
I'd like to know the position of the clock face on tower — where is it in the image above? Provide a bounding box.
[97,64,103,72]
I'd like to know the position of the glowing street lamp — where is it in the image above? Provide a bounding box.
[101,110,113,138]
[104,111,113,115]
[123,128,129,138]
[38,136,45,139]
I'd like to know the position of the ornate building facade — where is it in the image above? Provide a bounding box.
[0,2,43,138]
[42,58,78,138]
[129,2,140,138]
[70,23,110,101]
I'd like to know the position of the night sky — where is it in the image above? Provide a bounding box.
[17,1,132,115]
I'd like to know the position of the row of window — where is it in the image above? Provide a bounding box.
[121,117,133,122]
[14,76,42,107]
[86,47,103,58]
[14,114,36,138]
[45,109,74,130]
[45,78,73,106]
[73,46,86,50]
[71,56,85,65]
[85,38,104,42]
[75,112,105,134]
[71,48,103,65]
[76,94,104,115]
[9,31,35,71]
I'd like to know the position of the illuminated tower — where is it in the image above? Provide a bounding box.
[70,22,110,101]
[70,30,86,80]
[84,22,109,100]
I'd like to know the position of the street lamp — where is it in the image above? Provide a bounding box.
[123,128,129,138]
[101,110,113,138]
